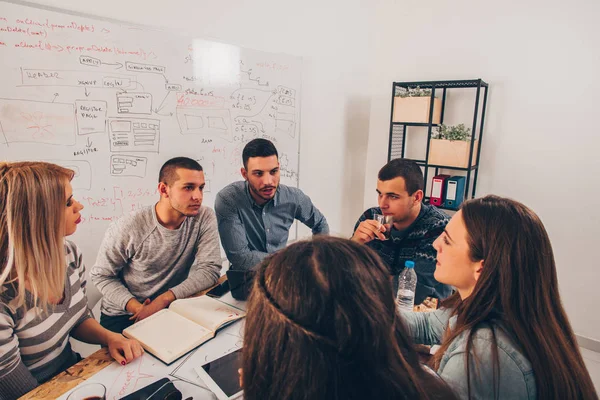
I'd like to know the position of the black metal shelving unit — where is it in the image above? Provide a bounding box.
[387,79,488,210]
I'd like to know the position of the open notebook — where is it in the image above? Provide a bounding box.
[123,296,246,364]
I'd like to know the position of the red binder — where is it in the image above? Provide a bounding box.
[430,174,451,206]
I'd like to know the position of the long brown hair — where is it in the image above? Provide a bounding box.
[0,161,74,313]
[242,236,457,400]
[432,195,598,399]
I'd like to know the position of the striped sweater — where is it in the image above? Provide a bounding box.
[0,240,92,399]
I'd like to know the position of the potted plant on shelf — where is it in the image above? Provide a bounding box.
[393,86,442,124]
[428,123,478,168]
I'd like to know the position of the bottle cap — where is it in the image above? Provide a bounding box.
[405,260,415,269]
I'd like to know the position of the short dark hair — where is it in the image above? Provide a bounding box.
[377,159,424,195]
[242,139,278,169]
[159,157,203,185]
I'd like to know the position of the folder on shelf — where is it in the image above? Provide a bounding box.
[443,176,466,210]
[430,174,451,206]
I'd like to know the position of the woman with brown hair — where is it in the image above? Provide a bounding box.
[403,195,598,399]
[241,235,458,400]
[0,161,143,399]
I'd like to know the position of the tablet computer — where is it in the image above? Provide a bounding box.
[194,349,243,400]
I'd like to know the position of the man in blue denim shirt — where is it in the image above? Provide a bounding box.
[215,139,329,272]
[351,159,451,304]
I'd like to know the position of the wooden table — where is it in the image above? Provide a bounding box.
[19,276,228,400]
[21,284,437,399]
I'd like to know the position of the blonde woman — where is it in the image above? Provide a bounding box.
[0,162,143,399]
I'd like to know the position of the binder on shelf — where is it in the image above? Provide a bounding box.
[443,176,466,210]
[430,174,451,206]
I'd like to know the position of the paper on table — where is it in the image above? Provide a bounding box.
[58,320,245,400]
[171,320,244,385]
[56,353,175,400]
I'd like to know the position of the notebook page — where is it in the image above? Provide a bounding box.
[123,309,212,364]
[169,296,245,332]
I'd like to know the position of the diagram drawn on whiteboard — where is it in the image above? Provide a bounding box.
[108,118,160,153]
[0,98,76,146]
[110,155,148,177]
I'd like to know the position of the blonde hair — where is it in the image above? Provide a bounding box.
[0,161,74,313]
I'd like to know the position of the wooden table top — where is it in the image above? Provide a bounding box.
[20,349,113,400]
[21,279,438,399]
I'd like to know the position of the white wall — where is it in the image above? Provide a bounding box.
[365,0,600,340]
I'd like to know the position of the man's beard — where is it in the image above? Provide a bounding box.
[250,184,277,201]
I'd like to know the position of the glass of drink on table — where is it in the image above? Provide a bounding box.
[67,382,106,400]
[373,214,393,240]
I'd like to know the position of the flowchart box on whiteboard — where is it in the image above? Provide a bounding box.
[47,160,92,190]
[117,93,152,115]
[176,108,232,141]
[108,118,160,153]
[76,100,107,135]
[21,69,136,89]
[111,155,148,177]
[0,98,76,145]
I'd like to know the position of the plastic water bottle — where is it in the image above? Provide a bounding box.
[396,260,417,312]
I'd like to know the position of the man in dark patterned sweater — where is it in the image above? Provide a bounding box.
[351,159,452,304]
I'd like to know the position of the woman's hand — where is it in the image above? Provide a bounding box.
[106,332,144,365]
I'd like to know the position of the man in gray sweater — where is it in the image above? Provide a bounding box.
[91,157,221,333]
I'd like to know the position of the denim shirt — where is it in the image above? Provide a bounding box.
[215,181,329,270]
[402,308,537,399]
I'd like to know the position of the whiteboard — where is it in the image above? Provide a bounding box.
[0,1,302,295]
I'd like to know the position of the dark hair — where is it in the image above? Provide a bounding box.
[433,195,598,400]
[242,236,457,400]
[242,139,278,169]
[378,159,424,195]
[158,157,203,186]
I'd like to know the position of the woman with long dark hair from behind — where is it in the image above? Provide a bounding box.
[242,235,458,400]
[403,195,598,399]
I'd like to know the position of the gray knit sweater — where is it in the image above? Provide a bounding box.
[91,205,221,317]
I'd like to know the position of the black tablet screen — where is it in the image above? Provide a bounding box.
[201,349,242,397]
